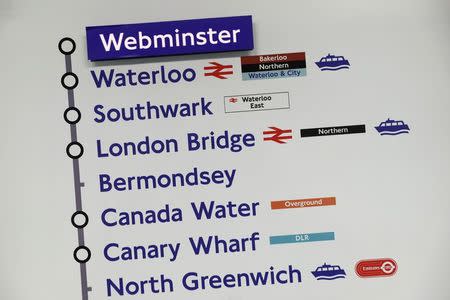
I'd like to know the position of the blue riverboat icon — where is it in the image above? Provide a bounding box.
[311,263,346,280]
[375,118,410,135]
[315,54,350,71]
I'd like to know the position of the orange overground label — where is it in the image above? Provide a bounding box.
[271,197,336,210]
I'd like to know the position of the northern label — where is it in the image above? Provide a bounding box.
[300,124,366,138]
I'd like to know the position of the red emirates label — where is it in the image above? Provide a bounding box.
[355,258,397,278]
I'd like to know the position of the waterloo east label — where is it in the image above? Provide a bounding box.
[224,92,290,113]
[241,52,306,80]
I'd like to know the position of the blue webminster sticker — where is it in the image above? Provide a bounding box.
[269,232,335,245]
[86,16,254,61]
[241,52,307,80]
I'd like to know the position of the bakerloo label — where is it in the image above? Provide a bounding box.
[224,92,290,113]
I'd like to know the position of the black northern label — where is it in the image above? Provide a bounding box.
[241,60,306,73]
[301,125,366,137]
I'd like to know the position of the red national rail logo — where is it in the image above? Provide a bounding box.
[355,258,397,278]
[204,62,234,79]
[263,127,292,144]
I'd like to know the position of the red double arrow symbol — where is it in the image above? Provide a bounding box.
[204,62,233,79]
[263,127,293,144]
